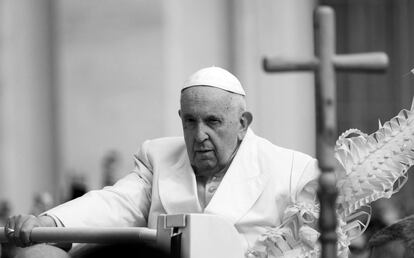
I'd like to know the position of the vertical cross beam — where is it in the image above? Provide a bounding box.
[262,6,388,258]
[315,12,340,257]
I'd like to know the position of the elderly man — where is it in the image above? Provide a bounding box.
[5,67,319,257]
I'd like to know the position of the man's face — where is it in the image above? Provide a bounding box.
[179,86,243,177]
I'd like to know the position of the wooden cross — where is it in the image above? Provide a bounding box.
[263,6,389,258]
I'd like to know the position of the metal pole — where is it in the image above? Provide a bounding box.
[0,227,157,244]
[318,172,338,258]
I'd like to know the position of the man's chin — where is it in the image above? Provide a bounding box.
[193,163,217,177]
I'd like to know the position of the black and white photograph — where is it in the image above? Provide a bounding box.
[0,1,414,258]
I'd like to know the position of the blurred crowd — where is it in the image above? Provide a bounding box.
[0,150,121,258]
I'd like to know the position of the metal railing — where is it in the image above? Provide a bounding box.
[0,227,156,244]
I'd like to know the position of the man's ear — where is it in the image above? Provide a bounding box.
[238,111,253,140]
[178,110,182,119]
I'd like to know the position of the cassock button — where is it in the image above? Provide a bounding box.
[208,186,217,193]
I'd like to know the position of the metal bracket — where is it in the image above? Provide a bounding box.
[156,214,187,257]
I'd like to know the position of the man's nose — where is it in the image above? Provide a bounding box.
[195,124,208,142]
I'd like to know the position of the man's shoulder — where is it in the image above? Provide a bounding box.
[136,136,187,164]
[252,132,314,163]
[249,132,318,186]
[141,136,185,153]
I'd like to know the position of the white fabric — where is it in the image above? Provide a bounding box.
[45,129,319,251]
[182,66,246,96]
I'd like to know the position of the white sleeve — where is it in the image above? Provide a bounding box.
[44,141,154,228]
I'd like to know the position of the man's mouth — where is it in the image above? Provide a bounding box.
[195,149,214,155]
[195,150,213,153]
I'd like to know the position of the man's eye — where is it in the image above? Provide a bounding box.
[184,118,196,125]
[208,118,220,125]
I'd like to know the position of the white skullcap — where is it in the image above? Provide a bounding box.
[182,66,246,96]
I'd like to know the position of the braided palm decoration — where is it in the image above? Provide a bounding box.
[247,101,414,258]
[335,102,414,218]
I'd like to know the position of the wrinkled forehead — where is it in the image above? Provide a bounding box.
[180,86,246,118]
[180,86,236,105]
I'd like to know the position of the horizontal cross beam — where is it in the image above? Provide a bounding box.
[263,52,388,73]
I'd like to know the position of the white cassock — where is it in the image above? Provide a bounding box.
[46,128,320,251]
